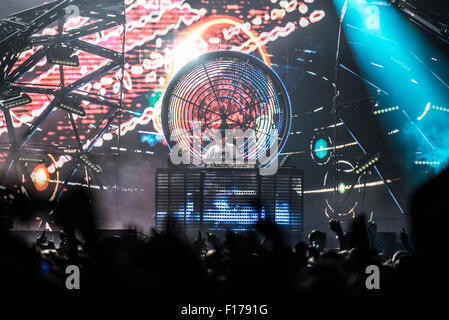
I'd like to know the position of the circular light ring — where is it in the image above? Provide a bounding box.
[170,60,280,158]
[310,132,333,165]
[323,160,359,219]
[162,51,291,167]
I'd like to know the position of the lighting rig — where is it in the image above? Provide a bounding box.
[331,0,405,216]
[355,153,380,175]
[0,0,126,202]
[0,90,32,110]
[390,0,449,42]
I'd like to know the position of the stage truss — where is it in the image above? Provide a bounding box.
[0,0,126,201]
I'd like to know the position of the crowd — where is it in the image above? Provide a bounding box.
[1,168,448,309]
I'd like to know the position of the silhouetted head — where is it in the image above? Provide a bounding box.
[308,230,326,250]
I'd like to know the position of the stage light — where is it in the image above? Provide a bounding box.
[355,152,380,175]
[18,156,45,164]
[58,98,85,116]
[63,148,78,154]
[337,182,346,194]
[314,138,328,159]
[432,105,449,113]
[79,154,102,174]
[387,129,399,135]
[0,91,32,109]
[414,160,441,166]
[373,106,399,115]
[47,47,79,67]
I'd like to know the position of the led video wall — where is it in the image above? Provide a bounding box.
[155,167,303,236]
[0,0,326,166]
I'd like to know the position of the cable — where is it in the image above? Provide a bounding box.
[115,0,127,218]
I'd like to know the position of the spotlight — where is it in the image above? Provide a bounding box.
[58,97,85,116]
[355,152,380,175]
[0,90,32,109]
[46,46,79,67]
[63,148,78,154]
[337,182,346,194]
[79,154,102,174]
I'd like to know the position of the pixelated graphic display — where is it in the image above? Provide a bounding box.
[0,0,326,170]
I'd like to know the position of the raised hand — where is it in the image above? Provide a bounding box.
[400,227,411,252]
[329,219,343,236]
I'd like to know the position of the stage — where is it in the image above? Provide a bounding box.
[0,0,448,305]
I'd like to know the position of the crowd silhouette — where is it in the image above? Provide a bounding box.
[1,168,448,310]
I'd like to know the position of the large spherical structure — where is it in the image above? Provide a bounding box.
[161,51,291,167]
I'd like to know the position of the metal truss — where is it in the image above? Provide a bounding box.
[392,0,449,43]
[0,0,126,201]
